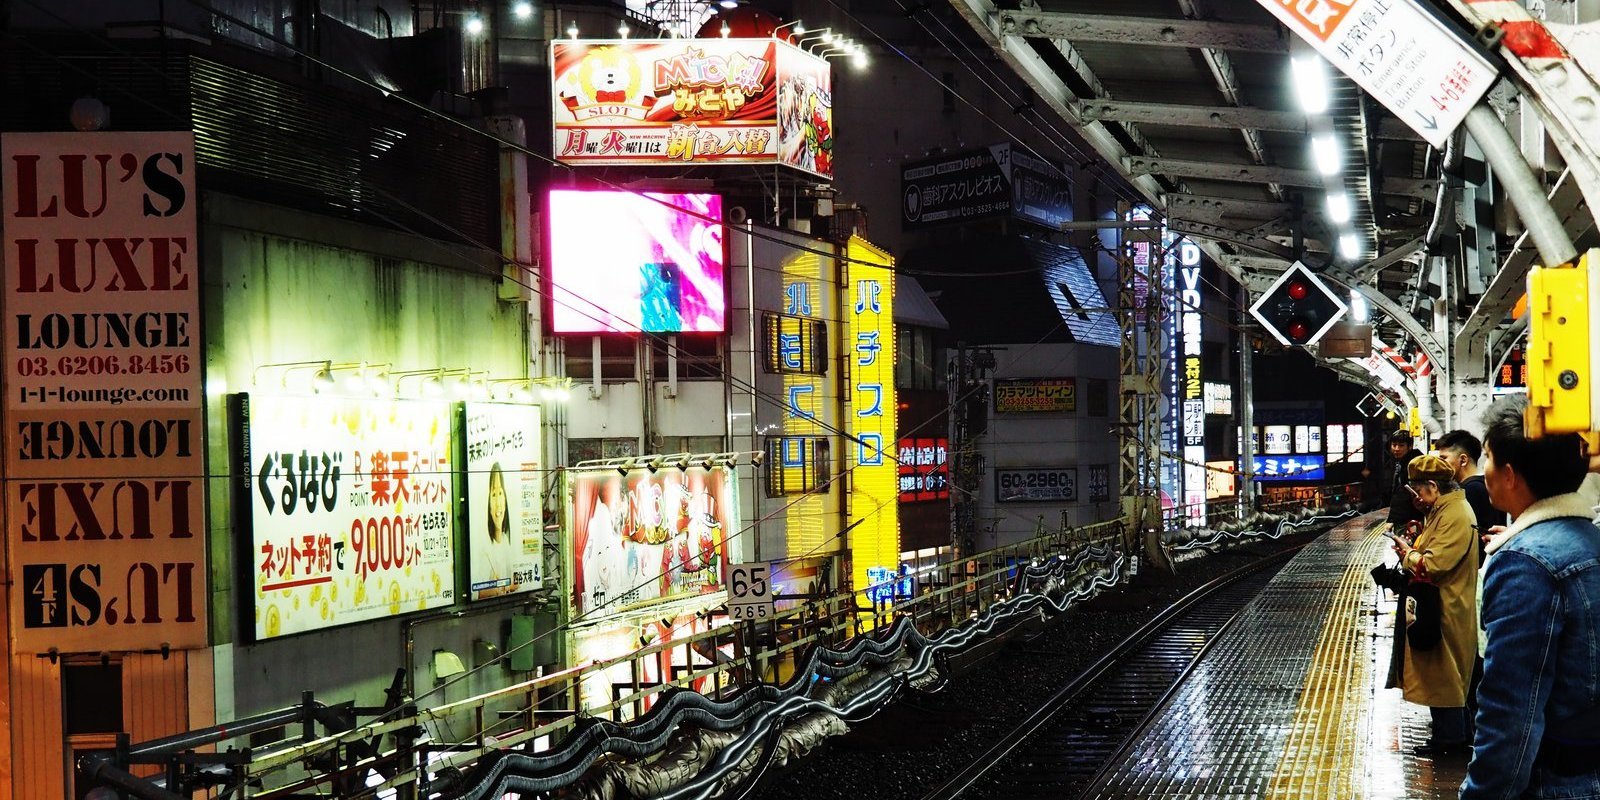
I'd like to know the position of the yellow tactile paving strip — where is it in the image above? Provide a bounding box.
[1264,523,1382,799]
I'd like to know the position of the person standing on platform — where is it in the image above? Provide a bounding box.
[1388,429,1426,535]
[1462,397,1600,799]
[1436,429,1507,559]
[1391,454,1479,757]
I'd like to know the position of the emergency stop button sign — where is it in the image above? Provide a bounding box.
[1256,0,1496,148]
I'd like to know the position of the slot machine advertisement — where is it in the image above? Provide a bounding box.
[567,464,735,622]
[241,395,456,640]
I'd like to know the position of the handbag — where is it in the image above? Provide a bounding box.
[1370,562,1408,594]
[1405,577,1442,650]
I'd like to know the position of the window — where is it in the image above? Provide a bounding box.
[1087,378,1109,416]
[63,661,123,735]
[563,336,638,382]
[662,435,725,454]
[764,436,831,496]
[762,313,828,375]
[651,334,723,381]
[568,438,639,465]
[895,326,941,390]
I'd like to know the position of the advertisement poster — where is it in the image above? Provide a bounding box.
[568,465,735,621]
[3,132,208,653]
[552,39,833,177]
[995,467,1078,503]
[466,403,543,601]
[547,190,724,334]
[1088,464,1111,503]
[243,395,456,640]
[994,378,1077,413]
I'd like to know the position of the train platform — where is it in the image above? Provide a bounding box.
[1085,513,1465,800]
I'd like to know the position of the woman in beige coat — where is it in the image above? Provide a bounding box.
[1393,453,1480,756]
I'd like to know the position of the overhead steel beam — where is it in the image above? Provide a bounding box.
[1382,176,1444,200]
[1080,99,1307,132]
[1169,218,1295,260]
[1337,236,1426,285]
[998,10,1288,53]
[1128,156,1321,187]
[1454,170,1594,380]
[1166,194,1293,223]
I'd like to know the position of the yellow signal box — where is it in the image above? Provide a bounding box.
[1525,249,1599,440]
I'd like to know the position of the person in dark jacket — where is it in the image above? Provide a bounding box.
[1436,429,1507,556]
[1387,429,1425,532]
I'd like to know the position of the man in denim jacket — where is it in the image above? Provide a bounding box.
[1462,396,1600,799]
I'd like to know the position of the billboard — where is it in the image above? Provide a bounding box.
[568,465,735,621]
[466,403,544,601]
[242,395,456,640]
[994,378,1077,413]
[570,609,732,714]
[846,238,899,601]
[1088,464,1111,503]
[996,467,1078,503]
[900,143,1072,229]
[552,39,833,177]
[547,190,725,333]
[3,132,208,653]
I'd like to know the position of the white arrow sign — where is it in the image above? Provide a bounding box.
[1256,0,1497,147]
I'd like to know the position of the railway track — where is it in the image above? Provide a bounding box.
[920,548,1300,800]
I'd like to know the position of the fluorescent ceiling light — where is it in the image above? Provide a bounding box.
[1350,289,1369,322]
[1338,233,1361,261]
[1292,56,1330,114]
[1311,134,1342,176]
[1326,192,1352,224]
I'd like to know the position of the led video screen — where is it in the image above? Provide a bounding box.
[548,190,725,333]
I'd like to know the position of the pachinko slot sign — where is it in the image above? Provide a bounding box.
[567,464,736,621]
[551,38,833,177]
[240,395,456,640]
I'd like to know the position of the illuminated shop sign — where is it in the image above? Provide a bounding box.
[547,190,724,333]
[1251,455,1327,481]
[899,143,1072,230]
[994,378,1076,413]
[1205,461,1237,500]
[995,467,1078,503]
[1263,425,1293,455]
[897,437,949,502]
[774,242,839,558]
[3,131,208,653]
[846,238,899,600]
[1088,464,1111,503]
[242,395,457,640]
[1178,239,1205,521]
[567,465,735,621]
[465,403,543,602]
[1203,382,1233,416]
[865,565,913,603]
[552,39,833,176]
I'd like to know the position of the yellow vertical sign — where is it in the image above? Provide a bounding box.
[845,237,899,598]
[779,247,837,556]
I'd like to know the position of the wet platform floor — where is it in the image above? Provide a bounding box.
[1084,514,1467,799]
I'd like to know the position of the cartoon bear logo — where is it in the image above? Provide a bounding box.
[560,47,652,120]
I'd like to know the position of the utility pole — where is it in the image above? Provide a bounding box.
[948,343,993,562]
[1114,202,1170,572]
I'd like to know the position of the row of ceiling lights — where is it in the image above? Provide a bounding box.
[558,17,868,68]
[1291,55,1365,264]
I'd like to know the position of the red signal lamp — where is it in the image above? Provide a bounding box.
[1286,318,1311,342]
[1286,281,1310,301]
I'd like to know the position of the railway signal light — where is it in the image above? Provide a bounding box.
[1249,262,1348,347]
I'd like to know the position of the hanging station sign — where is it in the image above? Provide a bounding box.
[241,395,457,640]
[551,39,833,176]
[3,132,208,653]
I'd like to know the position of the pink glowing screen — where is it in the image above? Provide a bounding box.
[547,190,725,333]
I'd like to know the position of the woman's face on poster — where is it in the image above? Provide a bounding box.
[488,472,507,530]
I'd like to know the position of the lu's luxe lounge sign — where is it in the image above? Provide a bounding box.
[2,132,208,653]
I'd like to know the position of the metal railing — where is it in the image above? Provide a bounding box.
[235,518,1128,798]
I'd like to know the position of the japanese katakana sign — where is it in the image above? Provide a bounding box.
[1256,0,1496,147]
